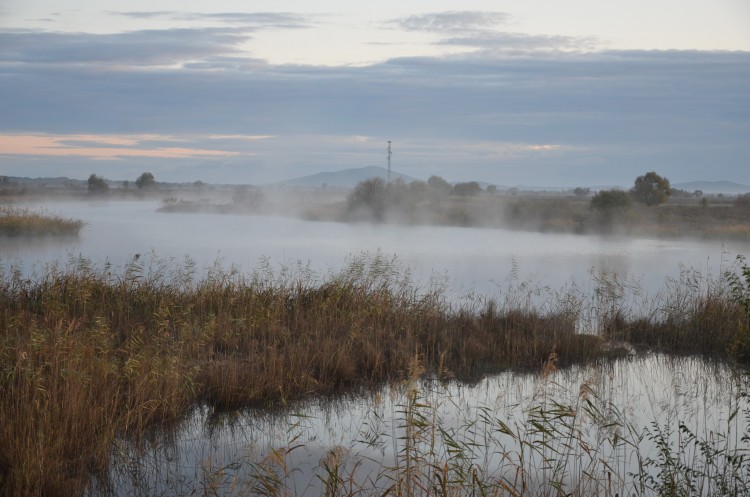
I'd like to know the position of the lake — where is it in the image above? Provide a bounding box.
[3,199,750,496]
[2,199,748,301]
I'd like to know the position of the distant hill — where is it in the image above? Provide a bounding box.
[672,181,750,195]
[273,166,418,188]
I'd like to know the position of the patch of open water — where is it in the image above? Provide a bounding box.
[99,354,749,496]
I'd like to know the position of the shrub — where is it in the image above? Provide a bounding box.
[630,171,672,206]
[87,174,109,194]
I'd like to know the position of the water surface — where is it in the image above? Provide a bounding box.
[2,200,747,301]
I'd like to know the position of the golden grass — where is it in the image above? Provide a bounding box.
[0,254,747,495]
[0,207,84,236]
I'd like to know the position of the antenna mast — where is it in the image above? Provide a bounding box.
[387,141,392,184]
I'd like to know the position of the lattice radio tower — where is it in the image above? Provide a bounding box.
[387,141,392,184]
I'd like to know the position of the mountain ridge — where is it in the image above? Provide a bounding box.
[270,165,418,188]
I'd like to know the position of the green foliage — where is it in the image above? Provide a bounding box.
[637,417,750,497]
[87,173,109,194]
[135,171,155,189]
[631,171,672,206]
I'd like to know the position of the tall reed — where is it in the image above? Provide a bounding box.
[0,253,748,495]
[0,207,84,236]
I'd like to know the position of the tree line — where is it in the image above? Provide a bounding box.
[87,172,156,194]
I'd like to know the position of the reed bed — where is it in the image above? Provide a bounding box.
[0,207,85,236]
[0,253,748,496]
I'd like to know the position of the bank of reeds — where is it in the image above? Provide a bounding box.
[595,259,750,358]
[0,207,84,236]
[0,253,748,495]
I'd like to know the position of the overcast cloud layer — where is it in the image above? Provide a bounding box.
[1,9,748,187]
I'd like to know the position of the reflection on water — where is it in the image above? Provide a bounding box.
[99,355,749,497]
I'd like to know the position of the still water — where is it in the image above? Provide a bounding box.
[102,355,748,496]
[2,200,748,299]
[3,200,750,495]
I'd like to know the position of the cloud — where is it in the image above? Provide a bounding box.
[0,134,238,159]
[0,24,748,185]
[390,11,602,54]
[394,11,511,34]
[438,32,602,53]
[208,135,275,141]
[117,11,311,29]
[0,27,252,66]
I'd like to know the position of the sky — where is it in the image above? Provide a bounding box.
[1,1,749,187]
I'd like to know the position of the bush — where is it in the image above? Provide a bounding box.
[135,172,156,189]
[348,178,387,220]
[630,171,671,206]
[590,189,631,212]
[590,189,632,229]
[452,181,482,196]
[87,174,109,194]
[735,193,750,210]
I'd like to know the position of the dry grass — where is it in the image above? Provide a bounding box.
[0,254,748,495]
[0,207,84,236]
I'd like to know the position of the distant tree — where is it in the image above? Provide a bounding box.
[193,180,206,189]
[486,185,498,194]
[386,177,410,205]
[630,171,671,206]
[736,193,750,210]
[87,174,109,194]
[591,189,631,212]
[122,180,130,190]
[135,172,156,189]
[591,189,632,230]
[427,175,452,194]
[232,186,264,209]
[408,180,429,198]
[452,181,482,196]
[573,187,590,197]
[348,177,387,220]
[669,188,691,198]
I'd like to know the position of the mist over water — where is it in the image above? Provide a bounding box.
[2,200,747,300]
[5,200,750,495]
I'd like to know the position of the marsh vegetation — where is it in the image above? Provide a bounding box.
[0,207,84,237]
[2,192,750,496]
[3,171,749,239]
[1,252,750,495]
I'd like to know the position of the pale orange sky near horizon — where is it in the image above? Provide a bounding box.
[0,134,239,160]
[1,2,748,186]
